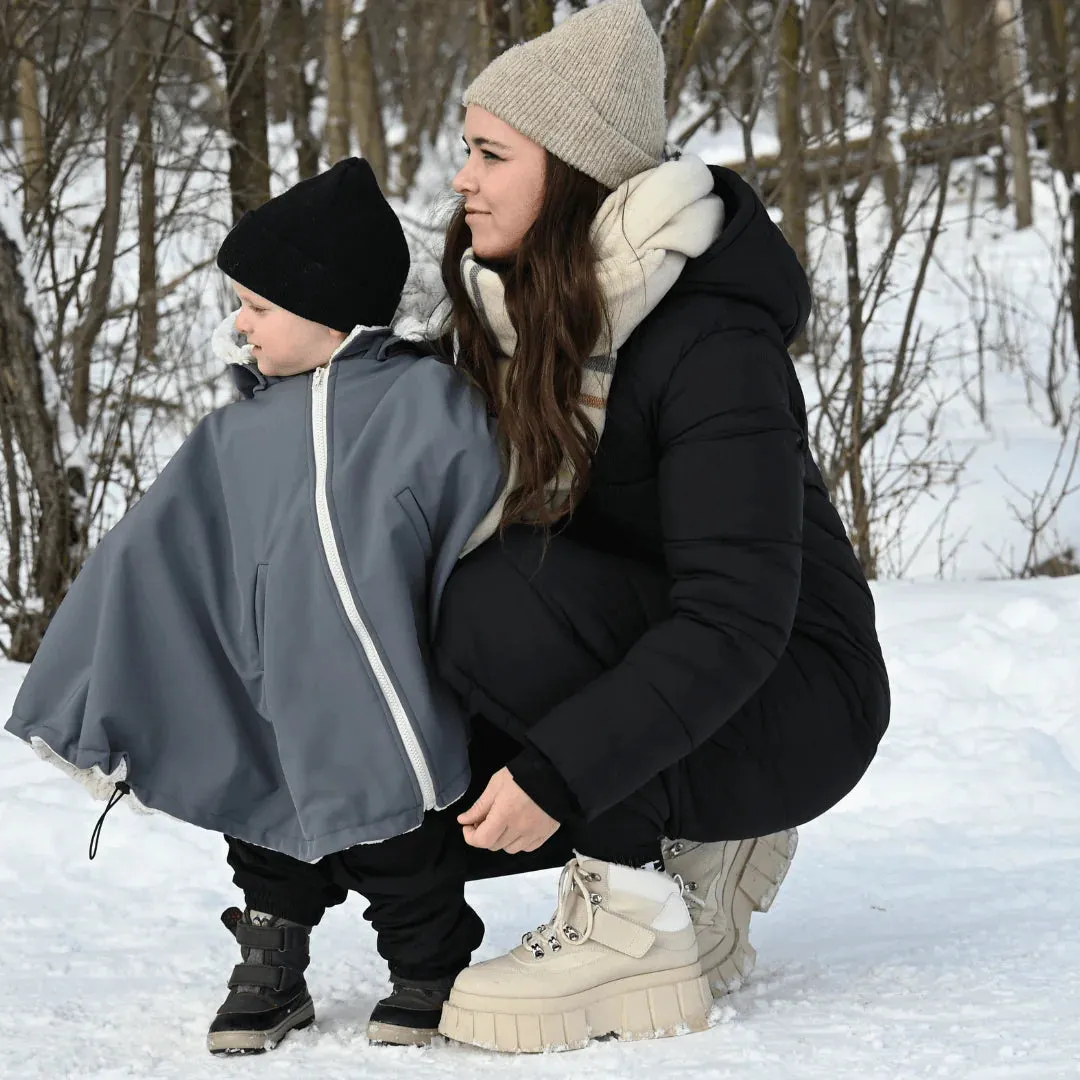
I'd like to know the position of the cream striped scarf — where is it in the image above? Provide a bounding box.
[460,154,725,554]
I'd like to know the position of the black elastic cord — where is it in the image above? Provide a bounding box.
[88,781,131,860]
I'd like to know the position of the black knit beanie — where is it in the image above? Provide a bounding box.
[216,158,410,332]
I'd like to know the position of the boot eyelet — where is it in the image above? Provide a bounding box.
[589,893,603,906]
[563,926,580,942]
[588,872,602,882]
[685,881,697,892]
[670,842,684,856]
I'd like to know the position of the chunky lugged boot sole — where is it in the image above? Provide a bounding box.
[206,997,316,1055]
[701,829,798,995]
[438,963,712,1052]
[367,1018,440,1047]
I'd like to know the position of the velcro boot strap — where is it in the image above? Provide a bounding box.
[586,908,656,959]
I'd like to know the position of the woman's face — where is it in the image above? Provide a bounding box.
[453,105,547,260]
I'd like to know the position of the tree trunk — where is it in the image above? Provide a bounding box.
[470,0,493,80]
[942,0,997,108]
[940,0,969,114]
[522,0,554,40]
[1036,0,1079,174]
[349,10,388,189]
[324,0,351,164]
[476,0,512,67]
[135,8,158,366]
[0,388,21,617]
[733,0,755,119]
[1070,192,1080,386]
[1033,0,1080,377]
[777,0,807,271]
[70,0,131,429]
[0,222,76,661]
[264,2,290,125]
[507,0,523,43]
[856,2,901,234]
[219,0,270,223]
[995,0,1034,229]
[663,0,708,121]
[14,39,47,218]
[178,2,228,120]
[841,193,874,578]
[811,0,844,135]
[1070,6,1080,380]
[278,0,319,180]
[804,0,829,141]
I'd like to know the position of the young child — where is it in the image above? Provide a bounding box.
[5,159,504,1052]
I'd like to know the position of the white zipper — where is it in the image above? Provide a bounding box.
[310,352,437,810]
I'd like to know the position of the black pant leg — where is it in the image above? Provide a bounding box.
[329,805,484,983]
[435,527,881,851]
[457,717,659,883]
[225,836,347,927]
[674,633,886,840]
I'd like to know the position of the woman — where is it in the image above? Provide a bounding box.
[427,0,890,1052]
[214,0,889,1057]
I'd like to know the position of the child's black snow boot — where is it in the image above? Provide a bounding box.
[206,907,315,1055]
[367,974,457,1046]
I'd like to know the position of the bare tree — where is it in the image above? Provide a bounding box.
[662,0,709,120]
[324,0,351,163]
[349,7,388,187]
[12,0,47,217]
[70,0,134,431]
[521,0,554,40]
[776,0,806,271]
[0,204,78,661]
[217,0,270,222]
[134,4,161,366]
[278,0,320,180]
[1030,0,1080,378]
[994,0,1033,229]
[5,0,1077,664]
[988,406,1080,578]
[798,2,964,576]
[0,0,260,658]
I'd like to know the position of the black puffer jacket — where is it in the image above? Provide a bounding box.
[515,165,890,820]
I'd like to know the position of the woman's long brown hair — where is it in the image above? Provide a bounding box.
[438,154,611,530]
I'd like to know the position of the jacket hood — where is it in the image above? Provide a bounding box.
[671,165,811,346]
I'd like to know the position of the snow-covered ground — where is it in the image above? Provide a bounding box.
[3,575,1079,1078]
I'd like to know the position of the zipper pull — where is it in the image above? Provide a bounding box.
[313,365,326,388]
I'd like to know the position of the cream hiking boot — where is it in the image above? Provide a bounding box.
[662,829,798,996]
[438,856,712,1053]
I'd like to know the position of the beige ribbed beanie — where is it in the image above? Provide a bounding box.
[463,0,667,191]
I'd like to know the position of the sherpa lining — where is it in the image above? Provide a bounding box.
[27,735,154,816]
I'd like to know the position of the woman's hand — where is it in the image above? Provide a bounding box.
[458,767,560,853]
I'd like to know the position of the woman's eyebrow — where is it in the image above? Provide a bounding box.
[468,135,511,152]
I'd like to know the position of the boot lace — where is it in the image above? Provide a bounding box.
[672,872,706,910]
[662,840,706,911]
[520,858,605,960]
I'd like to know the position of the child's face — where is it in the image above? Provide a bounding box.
[232,283,346,376]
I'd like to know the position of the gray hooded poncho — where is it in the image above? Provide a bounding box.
[4,324,503,862]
